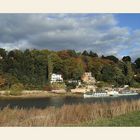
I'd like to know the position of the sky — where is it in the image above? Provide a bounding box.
[0,13,140,60]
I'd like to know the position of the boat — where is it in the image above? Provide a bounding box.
[107,90,119,96]
[83,90,139,98]
[118,91,139,96]
[83,92,109,98]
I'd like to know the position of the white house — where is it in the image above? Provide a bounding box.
[50,73,63,83]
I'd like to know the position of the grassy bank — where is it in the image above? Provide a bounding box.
[0,99,140,126]
[87,111,140,126]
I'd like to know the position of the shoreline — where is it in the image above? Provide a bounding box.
[0,92,83,99]
[0,88,140,100]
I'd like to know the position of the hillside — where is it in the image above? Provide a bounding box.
[0,48,140,90]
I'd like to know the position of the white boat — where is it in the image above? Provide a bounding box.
[83,92,109,98]
[107,90,119,96]
[83,90,139,98]
[118,91,139,96]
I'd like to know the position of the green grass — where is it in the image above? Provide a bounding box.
[86,111,140,126]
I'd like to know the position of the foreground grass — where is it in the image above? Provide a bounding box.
[84,111,140,126]
[0,99,140,126]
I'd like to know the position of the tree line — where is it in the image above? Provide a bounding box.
[1,48,140,90]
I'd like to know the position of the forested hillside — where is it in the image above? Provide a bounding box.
[0,48,140,89]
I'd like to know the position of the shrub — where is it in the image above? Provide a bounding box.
[65,82,77,91]
[44,84,52,91]
[10,83,24,96]
[96,81,111,88]
[131,81,140,88]
[51,82,66,90]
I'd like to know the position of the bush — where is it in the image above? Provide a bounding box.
[51,82,66,90]
[96,81,111,88]
[44,84,52,91]
[65,82,77,91]
[44,82,66,91]
[10,83,24,96]
[131,81,140,88]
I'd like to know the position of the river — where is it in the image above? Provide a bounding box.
[0,95,140,109]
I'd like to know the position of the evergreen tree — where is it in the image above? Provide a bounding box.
[135,58,140,68]
[82,50,89,56]
[122,56,131,62]
[89,51,98,57]
[104,55,119,63]
[47,54,53,84]
[125,62,134,85]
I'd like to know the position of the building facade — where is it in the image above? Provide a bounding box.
[81,72,96,84]
[50,73,63,83]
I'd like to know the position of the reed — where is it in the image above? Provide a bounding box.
[0,99,140,126]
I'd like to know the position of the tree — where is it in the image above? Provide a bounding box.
[0,50,6,75]
[57,50,70,59]
[72,58,85,80]
[50,53,63,74]
[101,65,115,82]
[135,58,140,69]
[0,48,6,58]
[113,67,126,86]
[82,50,89,56]
[122,56,131,62]
[21,49,35,85]
[104,55,119,63]
[0,75,6,87]
[67,50,78,57]
[33,54,48,88]
[47,54,53,84]
[118,60,134,85]
[4,73,19,88]
[89,51,98,57]
[125,62,134,85]
[134,73,140,83]
[62,58,84,80]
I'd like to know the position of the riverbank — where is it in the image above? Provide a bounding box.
[0,99,139,126]
[0,89,140,99]
[0,91,83,99]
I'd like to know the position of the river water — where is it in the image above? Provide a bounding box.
[0,95,140,109]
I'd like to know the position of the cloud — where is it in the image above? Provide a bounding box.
[0,14,139,59]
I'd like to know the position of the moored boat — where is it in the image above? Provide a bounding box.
[83,92,109,98]
[83,90,139,98]
[118,91,139,96]
[107,90,119,96]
